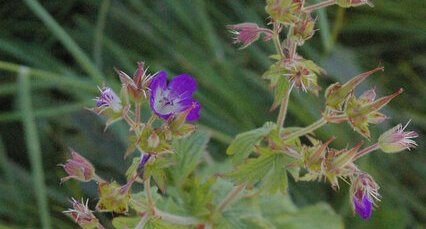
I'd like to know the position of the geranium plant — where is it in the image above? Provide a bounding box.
[61,1,418,228]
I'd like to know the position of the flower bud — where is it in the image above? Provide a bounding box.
[325,67,383,111]
[285,59,323,94]
[345,88,403,138]
[378,122,418,153]
[116,62,156,101]
[96,181,131,214]
[265,0,304,25]
[147,131,160,148]
[227,23,273,49]
[336,0,374,8]
[350,173,380,220]
[61,150,95,183]
[64,198,100,229]
[292,14,316,45]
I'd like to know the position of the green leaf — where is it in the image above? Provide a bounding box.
[112,216,140,228]
[144,158,171,192]
[125,156,141,181]
[271,77,290,111]
[261,153,289,195]
[272,203,344,229]
[227,122,276,164]
[172,131,210,186]
[180,178,214,218]
[144,217,184,229]
[228,151,276,186]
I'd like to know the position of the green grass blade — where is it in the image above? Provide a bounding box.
[23,0,105,84]
[0,101,91,123]
[93,0,111,69]
[0,60,97,92]
[17,67,51,229]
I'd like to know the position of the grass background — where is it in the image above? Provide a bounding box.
[0,0,424,228]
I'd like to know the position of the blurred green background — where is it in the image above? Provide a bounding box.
[0,0,424,228]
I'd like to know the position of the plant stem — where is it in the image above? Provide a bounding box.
[303,0,336,13]
[284,118,327,142]
[272,23,284,58]
[135,102,141,127]
[276,85,293,129]
[154,208,202,225]
[353,143,379,161]
[135,214,148,229]
[144,178,155,215]
[218,184,245,212]
[18,67,52,229]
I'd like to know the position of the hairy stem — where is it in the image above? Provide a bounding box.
[276,85,293,129]
[353,143,379,161]
[284,118,327,142]
[144,178,155,214]
[135,214,148,229]
[154,208,202,225]
[303,0,336,13]
[135,102,141,126]
[218,184,245,212]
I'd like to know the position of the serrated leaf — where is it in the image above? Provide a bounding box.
[228,152,276,186]
[227,122,276,164]
[172,131,210,186]
[261,153,289,195]
[180,178,214,218]
[112,216,140,229]
[144,158,171,192]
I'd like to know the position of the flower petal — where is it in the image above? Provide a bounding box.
[168,74,197,98]
[149,71,167,92]
[354,196,372,220]
[186,100,201,122]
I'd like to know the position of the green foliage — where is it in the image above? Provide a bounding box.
[171,131,210,186]
[112,216,140,228]
[228,148,293,194]
[0,0,424,228]
[227,122,276,164]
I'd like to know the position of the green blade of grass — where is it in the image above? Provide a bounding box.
[17,67,51,229]
[0,60,97,93]
[0,101,91,123]
[23,0,105,84]
[93,0,111,69]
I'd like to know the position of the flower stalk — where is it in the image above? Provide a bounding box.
[217,184,246,212]
[303,0,336,13]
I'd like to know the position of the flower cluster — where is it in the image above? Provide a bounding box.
[59,1,419,228]
[61,63,202,228]
[227,0,418,221]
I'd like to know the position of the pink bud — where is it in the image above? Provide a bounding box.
[227,23,273,49]
[61,150,95,183]
[378,121,418,153]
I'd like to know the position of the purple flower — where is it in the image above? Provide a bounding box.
[149,71,200,121]
[95,87,122,113]
[350,173,380,220]
[353,195,372,220]
[138,154,152,169]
